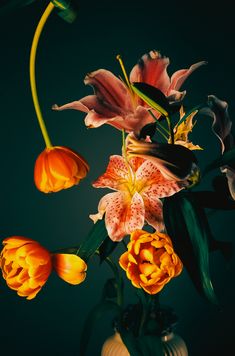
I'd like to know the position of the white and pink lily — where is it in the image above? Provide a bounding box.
[53,50,206,133]
[90,155,186,241]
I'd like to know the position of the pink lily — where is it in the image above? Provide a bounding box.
[90,155,186,241]
[53,50,206,133]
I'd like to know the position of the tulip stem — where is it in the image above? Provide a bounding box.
[106,257,123,307]
[29,2,55,148]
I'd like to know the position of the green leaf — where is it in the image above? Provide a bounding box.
[99,236,118,263]
[192,191,235,210]
[52,0,77,23]
[163,191,218,304]
[139,122,157,140]
[132,82,170,117]
[119,330,164,356]
[176,104,204,127]
[78,220,108,261]
[119,328,142,356]
[79,301,121,356]
[204,147,235,174]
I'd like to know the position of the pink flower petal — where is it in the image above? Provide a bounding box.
[135,160,183,198]
[92,191,145,241]
[85,69,132,110]
[92,155,130,190]
[52,100,89,113]
[168,61,207,94]
[130,51,171,95]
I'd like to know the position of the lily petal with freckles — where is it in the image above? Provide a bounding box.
[53,50,206,133]
[90,155,184,241]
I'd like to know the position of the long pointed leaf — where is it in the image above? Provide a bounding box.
[132,82,170,117]
[78,220,108,261]
[163,192,218,304]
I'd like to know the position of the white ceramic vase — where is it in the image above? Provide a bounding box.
[101,331,188,356]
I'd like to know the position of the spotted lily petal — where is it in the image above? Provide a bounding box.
[90,191,145,242]
[92,155,130,191]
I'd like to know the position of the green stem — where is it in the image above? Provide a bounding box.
[148,109,170,134]
[106,256,123,307]
[166,115,174,144]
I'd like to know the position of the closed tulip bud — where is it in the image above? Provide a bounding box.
[52,254,87,285]
[34,146,89,193]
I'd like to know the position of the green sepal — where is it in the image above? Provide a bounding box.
[77,220,108,262]
[79,300,121,356]
[204,147,235,174]
[132,82,170,117]
[163,191,218,304]
[99,236,118,263]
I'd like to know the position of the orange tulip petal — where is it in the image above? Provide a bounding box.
[53,254,87,285]
[119,230,183,295]
[0,237,52,299]
[34,146,89,193]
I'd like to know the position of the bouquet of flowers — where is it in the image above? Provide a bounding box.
[0,1,234,355]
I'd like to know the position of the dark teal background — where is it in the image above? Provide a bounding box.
[0,0,234,355]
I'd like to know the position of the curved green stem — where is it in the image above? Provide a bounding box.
[30,2,55,148]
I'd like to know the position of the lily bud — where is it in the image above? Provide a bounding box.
[126,133,199,184]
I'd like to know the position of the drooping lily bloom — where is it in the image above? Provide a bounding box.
[89,155,185,241]
[126,132,200,185]
[34,146,89,193]
[0,236,87,299]
[202,96,235,199]
[119,229,183,294]
[53,50,206,133]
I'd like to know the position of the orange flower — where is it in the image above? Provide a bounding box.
[0,237,87,299]
[0,236,52,300]
[119,230,183,294]
[52,253,87,285]
[34,146,89,193]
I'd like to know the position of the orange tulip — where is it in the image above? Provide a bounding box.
[0,236,52,300]
[0,237,87,299]
[34,146,89,193]
[52,254,87,285]
[119,230,183,294]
